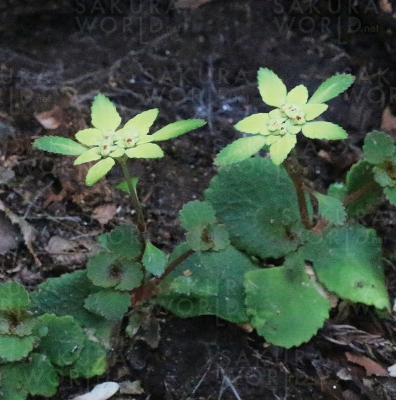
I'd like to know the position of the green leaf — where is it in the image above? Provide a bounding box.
[363,130,396,165]
[66,339,107,379]
[87,252,119,288]
[205,158,304,259]
[98,224,143,260]
[214,136,267,166]
[85,157,115,186]
[209,224,230,251]
[257,68,287,107]
[313,192,346,225]
[29,270,113,344]
[327,182,347,201]
[84,290,130,321]
[286,85,308,105]
[36,314,85,366]
[142,242,167,277]
[186,226,212,251]
[0,335,35,362]
[303,224,390,310]
[73,147,101,165]
[114,261,143,291]
[301,103,328,121]
[234,113,269,134]
[125,143,164,158]
[308,74,355,104]
[245,265,331,348]
[179,200,216,230]
[384,186,396,206]
[122,108,159,136]
[157,245,259,323]
[116,177,139,194]
[0,353,58,398]
[345,160,381,217]
[91,94,121,132]
[373,166,395,187]
[33,136,87,155]
[75,128,103,146]
[0,282,29,310]
[302,121,347,140]
[269,134,297,164]
[151,119,206,141]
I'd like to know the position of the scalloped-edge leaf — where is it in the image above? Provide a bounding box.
[179,200,216,230]
[84,290,130,321]
[87,252,119,288]
[33,136,87,155]
[308,74,355,104]
[214,136,267,166]
[257,68,287,107]
[302,224,390,311]
[157,245,259,323]
[363,130,396,165]
[122,108,159,136]
[36,314,85,367]
[244,265,331,348]
[0,335,35,362]
[0,281,29,310]
[151,119,206,141]
[302,121,347,140]
[234,113,269,134]
[384,186,396,206]
[91,94,121,132]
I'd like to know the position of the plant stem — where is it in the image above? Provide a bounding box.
[283,155,312,229]
[118,157,146,233]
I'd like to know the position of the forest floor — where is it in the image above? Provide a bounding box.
[2,0,396,399]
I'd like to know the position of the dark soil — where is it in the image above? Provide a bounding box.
[2,0,396,398]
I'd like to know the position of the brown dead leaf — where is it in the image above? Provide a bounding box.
[380,0,393,13]
[0,199,40,265]
[46,236,78,253]
[0,211,20,254]
[345,352,388,376]
[380,107,396,136]
[92,204,117,225]
[34,106,64,129]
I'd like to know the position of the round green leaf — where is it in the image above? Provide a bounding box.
[0,335,35,362]
[151,119,206,141]
[75,128,103,146]
[84,290,130,321]
[125,143,164,158]
[179,200,216,229]
[303,224,390,310]
[33,136,87,155]
[209,224,230,251]
[73,147,101,165]
[308,74,355,104]
[205,158,304,259]
[85,157,115,186]
[269,133,297,164]
[257,68,287,107]
[302,121,347,140]
[0,281,29,310]
[214,136,267,166]
[245,266,331,348]
[91,94,121,132]
[37,314,86,366]
[142,242,167,277]
[87,252,119,288]
[115,261,143,291]
[301,103,328,121]
[286,85,308,105]
[157,245,259,323]
[363,130,396,165]
[234,113,269,134]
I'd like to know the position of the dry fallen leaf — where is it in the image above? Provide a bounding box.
[380,0,393,13]
[34,106,64,129]
[0,199,40,265]
[388,363,396,377]
[0,211,20,254]
[345,352,388,376]
[380,106,396,136]
[46,236,78,253]
[119,380,145,395]
[92,204,117,225]
[72,382,119,400]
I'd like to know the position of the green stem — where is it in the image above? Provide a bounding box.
[283,155,312,229]
[118,157,146,234]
